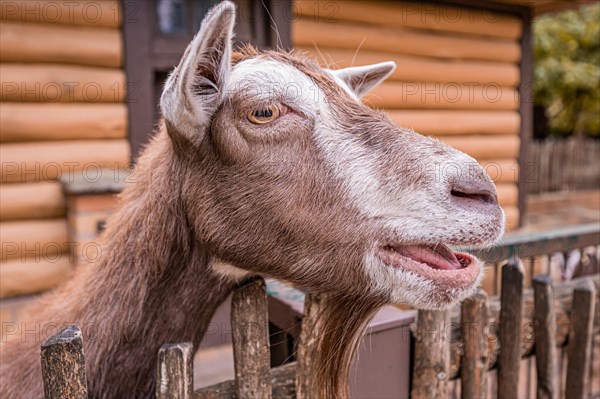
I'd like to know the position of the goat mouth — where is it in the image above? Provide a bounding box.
[377,244,480,287]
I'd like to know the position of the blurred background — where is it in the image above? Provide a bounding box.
[0,1,598,398]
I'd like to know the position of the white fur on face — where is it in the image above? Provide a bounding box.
[364,252,486,309]
[228,58,323,119]
[231,61,399,221]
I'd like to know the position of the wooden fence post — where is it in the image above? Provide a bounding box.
[295,293,325,399]
[533,275,557,399]
[411,309,450,399]
[40,325,88,399]
[565,280,596,399]
[461,289,489,399]
[497,259,524,399]
[231,277,272,399]
[156,342,194,399]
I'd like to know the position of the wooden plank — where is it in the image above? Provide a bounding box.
[0,219,68,262]
[480,159,519,184]
[440,136,520,160]
[411,310,450,398]
[0,140,130,183]
[295,45,519,87]
[497,259,524,399]
[41,325,88,399]
[565,280,596,399]
[533,275,557,399]
[231,278,272,399]
[0,103,127,142]
[293,18,521,63]
[0,0,121,28]
[156,342,194,399]
[195,362,296,399]
[472,223,600,263]
[0,64,125,102]
[294,0,522,39]
[0,21,122,67]
[496,0,592,15]
[460,289,489,399]
[0,256,71,298]
[297,47,520,87]
[295,293,325,399]
[505,206,520,232]
[497,183,518,207]
[387,110,520,136]
[0,182,65,220]
[366,82,519,111]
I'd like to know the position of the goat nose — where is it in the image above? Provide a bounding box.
[450,179,498,205]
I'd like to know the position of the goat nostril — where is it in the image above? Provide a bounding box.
[451,189,497,205]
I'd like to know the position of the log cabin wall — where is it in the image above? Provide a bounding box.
[292,0,524,229]
[0,0,129,301]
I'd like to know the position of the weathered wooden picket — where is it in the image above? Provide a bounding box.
[40,224,600,399]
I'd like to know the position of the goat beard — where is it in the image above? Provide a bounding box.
[296,293,387,399]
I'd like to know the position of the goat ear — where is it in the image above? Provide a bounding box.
[160,1,235,141]
[330,61,396,98]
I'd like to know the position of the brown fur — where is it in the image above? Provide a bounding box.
[0,132,237,398]
[0,3,503,398]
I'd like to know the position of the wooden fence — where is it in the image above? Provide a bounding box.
[40,225,600,398]
[526,136,600,195]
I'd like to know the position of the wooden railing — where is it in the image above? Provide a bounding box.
[40,224,600,398]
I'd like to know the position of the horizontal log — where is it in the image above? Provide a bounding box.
[196,362,296,399]
[0,182,66,220]
[293,18,521,63]
[475,224,599,265]
[0,64,125,102]
[0,219,68,262]
[0,139,130,183]
[0,21,122,67]
[294,0,522,39]
[387,110,521,136]
[441,135,520,160]
[366,82,519,111]
[497,183,518,207]
[504,206,519,231]
[0,255,72,298]
[0,0,121,28]
[0,103,127,142]
[497,0,592,15]
[480,159,519,184]
[298,47,519,87]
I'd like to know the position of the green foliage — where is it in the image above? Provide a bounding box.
[533,3,600,137]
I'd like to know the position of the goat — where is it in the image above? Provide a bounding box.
[0,2,504,398]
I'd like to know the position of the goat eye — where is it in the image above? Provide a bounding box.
[248,105,280,124]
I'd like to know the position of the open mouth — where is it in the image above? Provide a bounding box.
[381,244,472,270]
[377,243,480,288]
